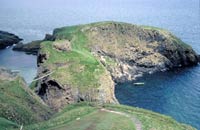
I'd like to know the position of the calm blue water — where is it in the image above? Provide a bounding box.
[0,0,199,128]
[116,67,200,129]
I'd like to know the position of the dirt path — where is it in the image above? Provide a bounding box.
[101,108,142,130]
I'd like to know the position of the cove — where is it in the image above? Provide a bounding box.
[115,66,200,129]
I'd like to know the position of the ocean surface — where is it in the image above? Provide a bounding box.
[0,0,199,129]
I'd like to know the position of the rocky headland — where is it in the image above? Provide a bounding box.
[12,34,55,55]
[0,22,198,130]
[27,21,199,110]
[0,31,22,49]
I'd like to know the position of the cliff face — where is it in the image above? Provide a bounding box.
[36,40,117,111]
[34,22,199,110]
[83,22,199,82]
[0,31,22,49]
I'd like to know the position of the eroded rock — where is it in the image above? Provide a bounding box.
[37,78,74,111]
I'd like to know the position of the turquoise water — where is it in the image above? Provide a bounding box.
[0,0,199,128]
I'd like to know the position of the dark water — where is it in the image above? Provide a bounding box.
[0,0,199,128]
[116,66,200,129]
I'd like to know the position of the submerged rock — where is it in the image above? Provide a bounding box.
[0,31,22,49]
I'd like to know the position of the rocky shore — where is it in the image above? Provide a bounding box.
[0,31,22,49]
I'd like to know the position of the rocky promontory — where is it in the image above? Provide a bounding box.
[30,22,199,110]
[0,31,22,49]
[12,34,55,55]
[13,40,42,55]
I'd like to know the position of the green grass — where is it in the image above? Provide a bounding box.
[104,104,195,130]
[49,110,135,130]
[20,103,195,130]
[24,103,96,130]
[24,103,136,130]
[140,25,166,31]
[40,26,106,91]
[0,117,19,130]
[29,80,37,90]
[53,25,81,41]
[0,77,53,125]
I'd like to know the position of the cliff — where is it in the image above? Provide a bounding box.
[33,21,199,110]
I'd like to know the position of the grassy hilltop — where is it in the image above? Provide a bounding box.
[35,21,198,110]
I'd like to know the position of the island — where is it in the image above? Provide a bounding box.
[1,21,199,130]
[34,21,199,110]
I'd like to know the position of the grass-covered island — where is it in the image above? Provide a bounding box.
[1,22,199,130]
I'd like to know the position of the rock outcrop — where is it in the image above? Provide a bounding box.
[0,31,22,49]
[0,67,19,80]
[13,34,55,55]
[34,22,199,110]
[83,22,199,82]
[13,40,42,55]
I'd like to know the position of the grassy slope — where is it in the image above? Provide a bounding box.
[0,117,19,130]
[40,25,105,92]
[0,77,53,125]
[23,103,195,130]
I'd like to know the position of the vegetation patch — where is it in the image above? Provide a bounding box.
[20,103,196,130]
[0,77,53,125]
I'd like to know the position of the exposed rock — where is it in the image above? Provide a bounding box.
[0,31,22,49]
[84,22,199,82]
[37,51,48,67]
[53,40,71,52]
[0,67,18,80]
[13,40,42,55]
[36,78,74,111]
[44,34,56,41]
